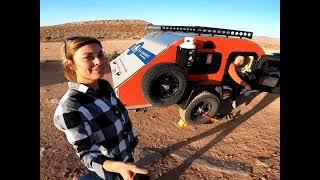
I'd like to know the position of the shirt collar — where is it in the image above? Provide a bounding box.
[68,79,111,94]
[68,81,90,93]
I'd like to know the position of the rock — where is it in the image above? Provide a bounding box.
[66,167,72,172]
[148,115,156,120]
[40,88,49,93]
[272,151,279,157]
[267,168,271,172]
[255,159,270,168]
[50,98,59,104]
[63,171,71,178]
[73,168,82,174]
[45,145,52,149]
[226,154,234,158]
[40,147,46,159]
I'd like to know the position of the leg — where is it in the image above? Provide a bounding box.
[231,84,242,109]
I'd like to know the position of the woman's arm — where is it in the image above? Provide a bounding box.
[103,161,148,180]
[54,107,111,178]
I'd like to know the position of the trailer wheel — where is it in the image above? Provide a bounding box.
[180,91,220,124]
[142,63,187,106]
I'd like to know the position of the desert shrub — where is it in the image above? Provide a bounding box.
[105,51,121,62]
[45,36,52,41]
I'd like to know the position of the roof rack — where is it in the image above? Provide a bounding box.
[146,25,253,39]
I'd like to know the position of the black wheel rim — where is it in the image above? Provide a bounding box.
[190,101,212,122]
[151,74,179,99]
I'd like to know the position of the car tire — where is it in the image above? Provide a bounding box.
[179,91,220,124]
[142,63,187,106]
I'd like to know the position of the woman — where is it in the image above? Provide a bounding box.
[227,55,252,109]
[54,36,149,180]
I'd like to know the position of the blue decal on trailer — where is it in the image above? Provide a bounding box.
[127,42,156,64]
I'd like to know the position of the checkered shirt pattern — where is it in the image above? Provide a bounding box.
[54,79,138,179]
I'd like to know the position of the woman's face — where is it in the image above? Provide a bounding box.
[234,56,245,66]
[71,43,106,83]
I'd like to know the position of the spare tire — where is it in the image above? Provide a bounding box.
[142,63,187,106]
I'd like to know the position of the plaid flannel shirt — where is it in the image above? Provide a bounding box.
[54,79,138,179]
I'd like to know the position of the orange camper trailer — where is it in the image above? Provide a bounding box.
[110,25,280,124]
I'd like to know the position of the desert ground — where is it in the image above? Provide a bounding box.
[40,20,280,180]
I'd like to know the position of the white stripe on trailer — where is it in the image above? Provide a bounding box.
[111,38,167,88]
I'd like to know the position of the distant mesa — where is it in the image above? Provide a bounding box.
[40,19,153,42]
[40,19,279,50]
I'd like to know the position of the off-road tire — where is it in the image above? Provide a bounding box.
[180,91,220,124]
[142,63,187,106]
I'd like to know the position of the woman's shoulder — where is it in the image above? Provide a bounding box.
[54,90,84,131]
[99,79,114,91]
[56,89,83,111]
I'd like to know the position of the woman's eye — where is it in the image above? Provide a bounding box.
[98,53,105,58]
[84,56,94,60]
